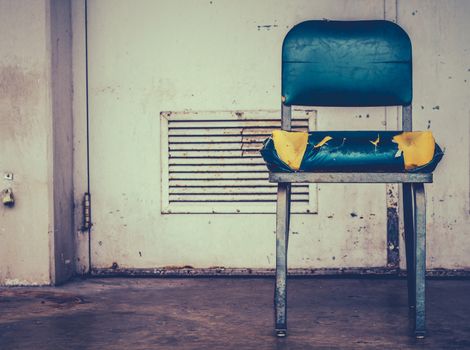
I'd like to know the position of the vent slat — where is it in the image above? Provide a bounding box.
[171,199,308,203]
[169,143,263,151]
[169,180,308,187]
[170,150,262,157]
[170,136,266,143]
[169,172,269,180]
[170,150,262,158]
[169,186,308,195]
[169,127,307,137]
[168,120,308,128]
[169,158,266,165]
[169,164,268,172]
[170,194,308,201]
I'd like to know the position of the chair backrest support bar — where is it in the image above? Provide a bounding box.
[402,105,412,131]
[281,103,292,131]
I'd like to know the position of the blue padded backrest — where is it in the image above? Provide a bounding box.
[282,20,412,107]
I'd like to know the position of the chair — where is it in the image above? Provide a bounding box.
[271,20,429,338]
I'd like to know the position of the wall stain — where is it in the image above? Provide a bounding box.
[0,64,42,139]
[257,24,278,31]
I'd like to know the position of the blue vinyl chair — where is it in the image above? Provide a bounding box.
[271,20,429,338]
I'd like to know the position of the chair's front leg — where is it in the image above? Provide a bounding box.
[275,182,291,337]
[413,183,426,338]
[403,183,415,309]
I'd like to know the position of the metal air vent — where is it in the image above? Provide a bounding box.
[160,110,317,214]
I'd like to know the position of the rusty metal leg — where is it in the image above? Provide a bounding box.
[413,183,426,338]
[403,183,415,309]
[274,182,291,337]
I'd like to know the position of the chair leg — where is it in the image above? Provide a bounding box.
[274,183,291,337]
[403,183,415,309]
[413,183,426,338]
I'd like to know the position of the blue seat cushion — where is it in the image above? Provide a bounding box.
[260,131,443,173]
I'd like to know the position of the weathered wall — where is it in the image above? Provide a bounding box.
[1,0,469,285]
[0,0,52,285]
[0,0,74,285]
[397,0,470,270]
[77,0,470,273]
[80,0,392,273]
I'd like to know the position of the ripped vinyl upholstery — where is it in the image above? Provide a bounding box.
[260,130,443,173]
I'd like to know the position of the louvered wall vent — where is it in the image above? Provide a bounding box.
[160,110,317,214]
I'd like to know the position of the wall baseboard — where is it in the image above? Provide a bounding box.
[90,267,470,278]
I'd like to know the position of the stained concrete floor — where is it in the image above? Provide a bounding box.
[1,277,469,350]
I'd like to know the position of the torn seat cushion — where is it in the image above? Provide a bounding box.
[260,130,443,173]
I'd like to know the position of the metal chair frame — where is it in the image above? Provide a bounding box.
[272,103,429,338]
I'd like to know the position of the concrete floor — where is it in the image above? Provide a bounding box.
[1,277,469,349]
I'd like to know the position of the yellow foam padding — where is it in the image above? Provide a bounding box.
[314,136,333,148]
[272,130,308,170]
[393,131,436,170]
[370,134,380,147]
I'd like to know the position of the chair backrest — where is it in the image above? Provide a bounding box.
[282,20,412,108]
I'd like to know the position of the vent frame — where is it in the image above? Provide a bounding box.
[160,109,318,214]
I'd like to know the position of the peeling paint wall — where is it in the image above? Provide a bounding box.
[0,0,74,285]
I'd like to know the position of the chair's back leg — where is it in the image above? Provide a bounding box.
[412,183,426,338]
[403,183,416,309]
[274,103,292,337]
[275,182,291,337]
[402,104,417,310]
